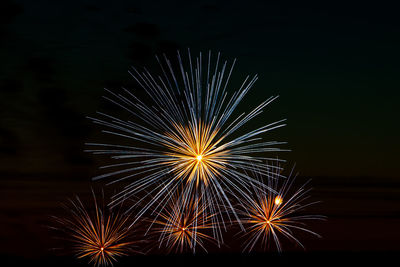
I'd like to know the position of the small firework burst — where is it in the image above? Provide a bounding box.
[238,163,324,252]
[149,191,217,253]
[54,191,136,266]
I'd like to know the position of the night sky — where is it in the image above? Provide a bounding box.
[1,0,400,266]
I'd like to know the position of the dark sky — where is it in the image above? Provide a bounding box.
[1,0,400,262]
[1,0,400,178]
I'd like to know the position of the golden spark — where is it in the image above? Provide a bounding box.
[274,196,283,206]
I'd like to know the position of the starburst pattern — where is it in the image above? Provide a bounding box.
[86,50,286,236]
[238,164,324,252]
[150,192,217,253]
[54,192,135,266]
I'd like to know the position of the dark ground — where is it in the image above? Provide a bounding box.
[3,252,400,267]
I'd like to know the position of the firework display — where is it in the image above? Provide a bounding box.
[85,50,286,227]
[53,50,322,264]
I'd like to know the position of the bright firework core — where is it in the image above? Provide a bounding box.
[163,122,230,186]
[196,154,203,162]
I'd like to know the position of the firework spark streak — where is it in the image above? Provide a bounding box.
[86,50,287,235]
[149,192,217,253]
[237,164,324,252]
[53,192,135,266]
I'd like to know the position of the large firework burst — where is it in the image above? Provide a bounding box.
[149,191,217,253]
[53,192,136,266]
[237,163,324,252]
[86,50,286,234]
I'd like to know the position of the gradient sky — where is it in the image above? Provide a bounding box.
[1,0,399,179]
[1,0,400,259]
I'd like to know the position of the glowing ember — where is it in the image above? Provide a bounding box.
[274,196,283,205]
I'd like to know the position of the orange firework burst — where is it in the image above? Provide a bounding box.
[54,191,136,266]
[238,164,324,252]
[150,192,218,253]
[163,121,227,187]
